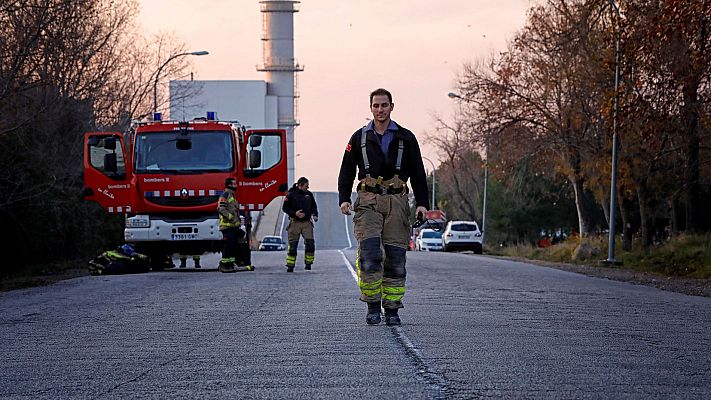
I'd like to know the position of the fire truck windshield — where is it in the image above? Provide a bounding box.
[134,131,233,174]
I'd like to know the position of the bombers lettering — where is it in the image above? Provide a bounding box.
[239,181,263,186]
[108,184,130,189]
[143,177,170,183]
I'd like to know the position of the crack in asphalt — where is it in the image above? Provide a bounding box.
[391,325,448,399]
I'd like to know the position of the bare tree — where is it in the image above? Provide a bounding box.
[0,0,196,270]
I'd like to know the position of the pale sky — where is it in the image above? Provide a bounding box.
[139,0,532,191]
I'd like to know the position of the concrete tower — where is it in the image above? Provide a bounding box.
[258,0,303,185]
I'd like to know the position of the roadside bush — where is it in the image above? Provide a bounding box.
[622,234,711,278]
[493,234,711,279]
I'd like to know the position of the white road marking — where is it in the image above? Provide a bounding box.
[344,215,353,249]
[279,212,287,234]
[339,249,358,282]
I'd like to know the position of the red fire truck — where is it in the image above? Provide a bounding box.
[83,113,288,269]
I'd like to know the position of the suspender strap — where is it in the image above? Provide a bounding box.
[360,126,370,175]
[395,139,404,172]
[362,127,404,174]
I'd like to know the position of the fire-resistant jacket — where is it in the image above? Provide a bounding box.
[218,188,241,230]
[338,122,429,208]
[283,185,318,222]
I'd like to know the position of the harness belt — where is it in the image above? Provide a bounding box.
[360,184,406,195]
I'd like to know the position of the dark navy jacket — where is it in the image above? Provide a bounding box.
[337,122,429,208]
[283,185,318,221]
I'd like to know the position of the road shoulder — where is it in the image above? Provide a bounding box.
[485,254,711,297]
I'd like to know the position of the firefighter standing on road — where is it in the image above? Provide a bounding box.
[218,177,253,273]
[282,177,318,272]
[337,88,429,326]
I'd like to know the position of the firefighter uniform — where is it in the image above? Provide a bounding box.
[338,121,429,314]
[218,186,252,272]
[282,182,318,271]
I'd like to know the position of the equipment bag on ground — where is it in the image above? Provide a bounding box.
[88,244,150,275]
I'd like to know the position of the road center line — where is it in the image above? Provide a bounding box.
[343,214,353,248]
[339,248,358,282]
[338,249,448,398]
[279,212,287,234]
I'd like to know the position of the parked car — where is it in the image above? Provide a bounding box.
[415,229,443,251]
[259,235,287,251]
[442,221,483,254]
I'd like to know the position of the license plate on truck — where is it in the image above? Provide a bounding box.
[171,233,198,240]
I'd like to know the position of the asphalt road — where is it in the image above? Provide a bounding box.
[2,192,710,399]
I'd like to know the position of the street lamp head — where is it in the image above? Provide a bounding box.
[447,92,462,99]
[153,50,210,113]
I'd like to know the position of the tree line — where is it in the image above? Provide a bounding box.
[429,0,710,249]
[0,0,192,274]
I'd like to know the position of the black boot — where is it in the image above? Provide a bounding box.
[366,302,381,325]
[218,261,236,273]
[304,264,312,270]
[384,308,401,326]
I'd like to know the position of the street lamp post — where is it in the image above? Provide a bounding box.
[153,50,209,114]
[481,148,488,246]
[605,0,621,264]
[422,156,436,210]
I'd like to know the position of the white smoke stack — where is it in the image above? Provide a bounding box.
[258,0,303,186]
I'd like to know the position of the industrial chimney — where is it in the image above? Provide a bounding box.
[258,0,303,185]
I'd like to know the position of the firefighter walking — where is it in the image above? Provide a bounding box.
[282,177,319,272]
[218,177,253,273]
[338,88,429,326]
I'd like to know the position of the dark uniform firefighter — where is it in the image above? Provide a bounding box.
[282,177,319,272]
[338,88,428,326]
[218,177,254,273]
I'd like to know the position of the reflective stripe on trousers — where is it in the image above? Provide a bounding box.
[356,237,407,309]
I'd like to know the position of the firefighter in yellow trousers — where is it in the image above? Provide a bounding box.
[282,177,318,272]
[218,177,253,273]
[338,88,429,326]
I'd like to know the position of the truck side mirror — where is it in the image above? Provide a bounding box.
[104,153,117,172]
[249,150,261,169]
[249,135,262,147]
[104,137,116,150]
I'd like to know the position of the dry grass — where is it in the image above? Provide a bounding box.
[488,234,711,279]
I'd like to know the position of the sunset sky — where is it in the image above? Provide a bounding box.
[139,0,534,191]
